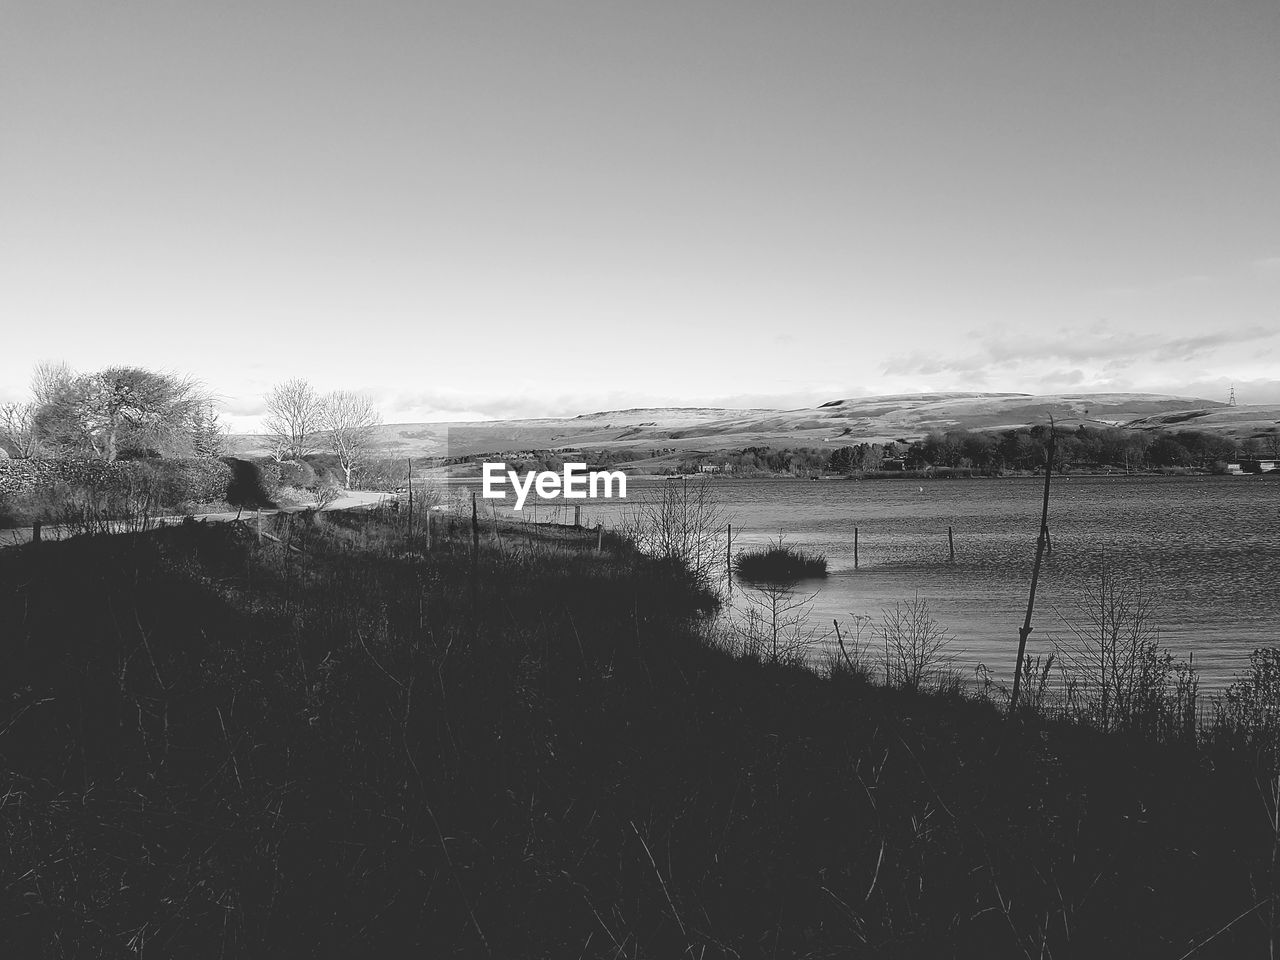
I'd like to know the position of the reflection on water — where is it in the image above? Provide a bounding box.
[465,475,1280,689]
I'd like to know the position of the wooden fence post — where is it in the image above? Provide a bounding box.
[854,526,859,569]
[471,491,479,556]
[31,521,41,547]
[407,458,413,540]
[948,525,955,561]
[596,522,603,553]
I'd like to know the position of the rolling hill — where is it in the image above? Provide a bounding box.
[230,392,1279,468]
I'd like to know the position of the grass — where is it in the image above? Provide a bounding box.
[734,538,828,581]
[2,508,1279,956]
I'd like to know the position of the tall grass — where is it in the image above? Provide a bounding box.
[732,537,827,581]
[3,509,1280,956]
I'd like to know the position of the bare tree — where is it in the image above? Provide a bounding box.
[319,390,381,487]
[263,378,322,462]
[737,578,821,664]
[31,360,73,406]
[0,402,41,458]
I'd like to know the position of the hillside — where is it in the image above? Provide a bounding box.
[1126,403,1280,440]
[230,392,1251,463]
[3,510,1275,956]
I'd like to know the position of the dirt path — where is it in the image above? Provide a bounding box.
[0,490,392,549]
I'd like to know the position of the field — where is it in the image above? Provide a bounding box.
[4,504,1280,956]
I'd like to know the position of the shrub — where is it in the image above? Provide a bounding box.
[0,458,234,526]
[359,456,411,492]
[314,481,341,509]
[130,458,233,506]
[221,458,278,511]
[734,538,827,581]
[1053,570,1198,739]
[880,595,953,692]
[620,476,730,587]
[735,580,821,664]
[278,459,318,490]
[1214,648,1280,760]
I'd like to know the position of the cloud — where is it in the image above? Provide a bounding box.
[882,325,1277,379]
[374,385,848,423]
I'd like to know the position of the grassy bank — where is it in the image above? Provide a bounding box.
[2,510,1277,957]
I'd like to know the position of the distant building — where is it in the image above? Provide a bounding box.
[1241,459,1279,473]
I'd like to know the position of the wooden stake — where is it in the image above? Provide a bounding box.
[726,523,732,577]
[1010,423,1056,718]
[574,504,581,528]
[854,526,859,569]
[596,522,603,553]
[31,521,41,546]
[948,525,955,561]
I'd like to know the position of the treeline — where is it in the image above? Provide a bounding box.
[678,424,1280,478]
[0,364,397,525]
[678,444,902,476]
[899,424,1276,473]
[449,448,622,473]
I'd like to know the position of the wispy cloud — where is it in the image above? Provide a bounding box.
[883,325,1276,379]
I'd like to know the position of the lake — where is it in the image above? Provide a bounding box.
[461,474,1280,689]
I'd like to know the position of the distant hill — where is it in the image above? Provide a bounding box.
[1125,404,1280,440]
[230,392,1268,466]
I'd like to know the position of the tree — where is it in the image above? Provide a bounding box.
[30,364,207,460]
[828,446,856,474]
[263,378,322,462]
[190,401,227,458]
[319,390,381,487]
[0,402,41,458]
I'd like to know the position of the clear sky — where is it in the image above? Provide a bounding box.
[2,0,1277,430]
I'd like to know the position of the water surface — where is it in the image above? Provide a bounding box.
[464,475,1280,688]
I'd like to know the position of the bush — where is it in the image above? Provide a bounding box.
[277,459,318,490]
[1214,648,1280,760]
[314,481,341,509]
[1053,570,1197,740]
[879,595,953,692]
[0,458,234,527]
[733,539,827,581]
[302,454,345,490]
[220,458,278,510]
[129,458,233,506]
[359,457,411,492]
[621,476,730,587]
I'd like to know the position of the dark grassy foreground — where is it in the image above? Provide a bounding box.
[2,512,1276,958]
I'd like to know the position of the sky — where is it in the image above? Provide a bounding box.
[2,0,1277,431]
